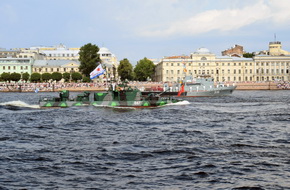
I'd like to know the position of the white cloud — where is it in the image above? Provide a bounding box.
[269,0,290,24]
[139,0,290,38]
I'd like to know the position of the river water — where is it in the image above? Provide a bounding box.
[0,90,290,189]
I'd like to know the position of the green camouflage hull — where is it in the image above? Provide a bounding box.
[39,88,182,108]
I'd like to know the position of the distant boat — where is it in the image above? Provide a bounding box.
[142,75,236,97]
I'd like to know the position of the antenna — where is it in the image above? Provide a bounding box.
[274,33,276,42]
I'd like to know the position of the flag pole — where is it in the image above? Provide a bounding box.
[102,62,109,90]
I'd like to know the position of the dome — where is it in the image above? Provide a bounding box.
[98,47,111,54]
[195,47,211,54]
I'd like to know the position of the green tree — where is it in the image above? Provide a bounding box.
[10,72,21,82]
[82,76,91,83]
[243,52,255,58]
[71,72,82,82]
[118,58,134,81]
[22,72,30,81]
[62,72,71,82]
[134,58,155,81]
[1,72,11,82]
[51,72,62,81]
[42,73,52,82]
[78,43,101,77]
[30,73,41,82]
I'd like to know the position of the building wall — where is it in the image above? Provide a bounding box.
[268,41,290,56]
[0,58,33,75]
[98,47,119,81]
[32,60,80,74]
[221,44,244,57]
[154,48,290,82]
[0,50,20,58]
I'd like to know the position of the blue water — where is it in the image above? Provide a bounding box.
[0,90,290,189]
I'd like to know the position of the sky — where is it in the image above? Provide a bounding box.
[1,0,290,64]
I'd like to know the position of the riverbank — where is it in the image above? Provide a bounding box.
[0,81,289,92]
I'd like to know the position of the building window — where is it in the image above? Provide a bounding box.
[171,63,174,66]
[3,66,5,70]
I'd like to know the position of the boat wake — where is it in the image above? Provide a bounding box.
[0,101,40,109]
[166,100,191,106]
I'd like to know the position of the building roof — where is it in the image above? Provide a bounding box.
[164,55,190,59]
[216,56,253,61]
[98,47,111,55]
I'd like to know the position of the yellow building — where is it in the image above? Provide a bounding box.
[154,46,290,82]
[97,47,119,81]
[33,60,80,74]
[268,41,290,56]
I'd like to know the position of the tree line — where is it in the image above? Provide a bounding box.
[0,72,89,83]
[78,43,156,82]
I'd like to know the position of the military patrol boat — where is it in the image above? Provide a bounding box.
[39,82,183,108]
[142,75,236,97]
[39,90,91,108]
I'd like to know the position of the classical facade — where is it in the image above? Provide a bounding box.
[97,47,119,81]
[253,55,290,81]
[16,44,80,61]
[155,45,290,82]
[2,45,119,80]
[33,60,80,74]
[0,58,33,75]
[0,49,20,58]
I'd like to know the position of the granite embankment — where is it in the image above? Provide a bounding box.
[233,82,281,90]
[0,82,289,92]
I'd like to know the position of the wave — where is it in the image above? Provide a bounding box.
[166,100,191,106]
[0,101,40,109]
